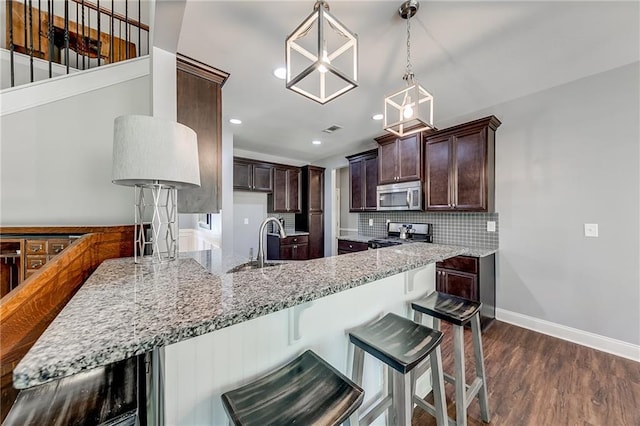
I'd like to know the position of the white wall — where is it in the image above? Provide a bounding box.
[446,62,640,346]
[0,75,152,226]
[232,191,268,260]
[220,126,235,253]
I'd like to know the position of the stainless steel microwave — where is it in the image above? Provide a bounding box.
[376,181,423,211]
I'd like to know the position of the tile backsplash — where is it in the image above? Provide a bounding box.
[268,213,297,233]
[358,212,499,248]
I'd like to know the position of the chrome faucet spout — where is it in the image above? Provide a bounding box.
[257,217,287,268]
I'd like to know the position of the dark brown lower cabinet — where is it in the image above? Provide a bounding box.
[306,212,324,259]
[337,239,369,255]
[295,166,325,259]
[266,235,309,261]
[436,254,495,329]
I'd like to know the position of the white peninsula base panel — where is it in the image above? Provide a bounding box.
[164,264,436,425]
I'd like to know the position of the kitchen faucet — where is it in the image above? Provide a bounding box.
[257,217,287,268]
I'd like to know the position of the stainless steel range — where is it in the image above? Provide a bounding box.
[367,222,433,249]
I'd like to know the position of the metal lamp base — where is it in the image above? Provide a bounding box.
[134,183,179,264]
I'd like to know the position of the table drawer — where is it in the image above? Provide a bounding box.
[338,240,369,253]
[26,240,47,255]
[48,239,71,255]
[436,256,478,274]
[26,255,47,270]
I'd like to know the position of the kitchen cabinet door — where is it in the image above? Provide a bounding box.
[441,270,477,301]
[349,159,363,211]
[233,158,273,192]
[177,54,228,213]
[281,243,309,261]
[272,167,288,212]
[376,133,423,184]
[454,129,486,210]
[363,155,378,210]
[425,135,452,210]
[397,133,421,181]
[307,212,324,259]
[425,115,500,212]
[233,160,253,191]
[378,140,398,184]
[270,167,300,213]
[296,166,325,259]
[287,168,301,213]
[307,166,324,212]
[252,163,274,192]
[347,149,378,212]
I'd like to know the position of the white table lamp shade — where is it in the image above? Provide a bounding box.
[112,115,200,189]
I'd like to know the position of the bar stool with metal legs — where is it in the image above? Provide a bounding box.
[348,312,448,426]
[411,292,490,426]
[221,350,364,425]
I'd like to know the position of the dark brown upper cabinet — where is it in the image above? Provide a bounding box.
[269,166,301,213]
[233,157,273,192]
[176,54,229,213]
[425,116,501,212]
[346,149,378,212]
[375,133,422,184]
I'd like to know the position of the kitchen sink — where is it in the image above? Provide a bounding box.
[226,261,282,274]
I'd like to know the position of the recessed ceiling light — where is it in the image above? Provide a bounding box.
[312,140,322,145]
[273,67,287,80]
[229,118,242,125]
[372,114,384,121]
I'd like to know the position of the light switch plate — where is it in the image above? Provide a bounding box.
[584,223,598,237]
[487,221,496,232]
[243,218,249,225]
[369,218,374,226]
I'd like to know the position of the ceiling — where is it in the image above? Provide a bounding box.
[176,1,639,164]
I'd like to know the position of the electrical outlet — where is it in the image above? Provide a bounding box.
[584,223,598,237]
[369,218,374,226]
[487,221,496,232]
[243,218,249,225]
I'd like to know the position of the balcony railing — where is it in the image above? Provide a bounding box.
[3,0,150,88]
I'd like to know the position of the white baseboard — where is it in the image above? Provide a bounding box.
[496,308,640,362]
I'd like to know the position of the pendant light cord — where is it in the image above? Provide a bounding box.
[403,12,414,84]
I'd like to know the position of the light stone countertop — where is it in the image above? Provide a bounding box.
[266,231,310,237]
[337,235,497,257]
[13,243,467,389]
[337,235,371,244]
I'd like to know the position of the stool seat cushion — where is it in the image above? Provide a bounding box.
[412,291,482,326]
[221,350,363,426]
[349,313,443,374]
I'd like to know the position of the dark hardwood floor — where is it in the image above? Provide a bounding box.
[412,320,640,426]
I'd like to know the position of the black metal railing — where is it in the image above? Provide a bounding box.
[5,0,150,88]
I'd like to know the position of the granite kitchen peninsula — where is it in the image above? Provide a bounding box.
[14,243,468,425]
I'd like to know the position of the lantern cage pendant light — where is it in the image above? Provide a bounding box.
[384,0,435,137]
[286,0,358,104]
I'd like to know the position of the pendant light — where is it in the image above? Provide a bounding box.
[286,0,358,104]
[384,0,434,137]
